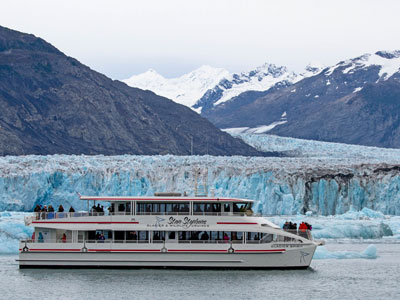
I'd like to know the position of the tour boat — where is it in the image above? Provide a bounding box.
[18,194,322,269]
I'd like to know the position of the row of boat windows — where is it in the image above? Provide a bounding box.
[85,230,276,243]
[112,202,252,214]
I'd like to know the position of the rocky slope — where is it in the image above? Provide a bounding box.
[0,26,261,156]
[204,51,400,148]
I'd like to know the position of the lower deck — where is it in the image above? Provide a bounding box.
[18,242,317,269]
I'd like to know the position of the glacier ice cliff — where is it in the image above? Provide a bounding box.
[0,150,400,215]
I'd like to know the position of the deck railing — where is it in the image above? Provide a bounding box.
[29,211,259,221]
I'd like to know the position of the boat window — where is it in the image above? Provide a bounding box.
[126,202,131,213]
[152,231,165,242]
[167,231,176,240]
[179,231,189,241]
[115,231,125,241]
[233,202,247,213]
[88,231,96,241]
[223,203,231,213]
[118,203,125,212]
[231,231,243,241]
[126,231,138,241]
[193,203,221,215]
[247,232,261,242]
[193,203,204,214]
[138,231,149,242]
[136,202,190,215]
[260,233,274,243]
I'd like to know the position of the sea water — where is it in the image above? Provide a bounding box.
[0,243,398,300]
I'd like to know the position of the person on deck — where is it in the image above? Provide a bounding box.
[223,233,230,243]
[299,222,308,239]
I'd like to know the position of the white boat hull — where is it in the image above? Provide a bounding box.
[18,242,317,269]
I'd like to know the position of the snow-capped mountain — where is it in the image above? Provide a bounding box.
[193,62,324,113]
[123,65,229,108]
[123,62,324,113]
[204,50,400,148]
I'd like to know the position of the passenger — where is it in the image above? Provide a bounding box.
[61,233,67,243]
[283,221,289,231]
[168,231,175,239]
[41,205,48,220]
[233,203,239,213]
[99,233,105,242]
[48,205,55,212]
[299,222,308,238]
[96,204,101,213]
[132,231,138,240]
[38,232,44,243]
[58,205,64,212]
[223,233,229,243]
[232,232,237,241]
[34,204,41,219]
[153,232,160,240]
[69,206,75,213]
[200,231,209,241]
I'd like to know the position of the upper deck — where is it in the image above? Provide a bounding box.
[27,195,256,225]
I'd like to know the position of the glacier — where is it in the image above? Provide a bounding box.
[2,130,400,215]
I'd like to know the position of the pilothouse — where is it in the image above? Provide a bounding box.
[19,193,322,269]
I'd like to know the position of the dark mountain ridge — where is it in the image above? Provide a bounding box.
[0,26,262,156]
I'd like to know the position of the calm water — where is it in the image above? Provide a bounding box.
[0,243,399,300]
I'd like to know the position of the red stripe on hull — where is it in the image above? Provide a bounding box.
[28,249,81,252]
[216,222,258,225]
[32,221,139,224]
[88,249,160,252]
[167,249,227,252]
[235,249,285,252]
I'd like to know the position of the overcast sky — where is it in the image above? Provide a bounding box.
[1,0,400,79]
